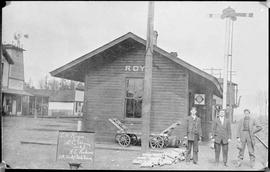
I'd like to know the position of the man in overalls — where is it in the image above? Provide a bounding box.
[236,109,262,168]
[184,107,202,165]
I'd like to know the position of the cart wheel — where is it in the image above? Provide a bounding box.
[150,136,164,149]
[130,134,138,145]
[118,134,131,147]
[164,136,169,148]
[115,133,121,142]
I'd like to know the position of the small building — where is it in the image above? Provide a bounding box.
[217,78,238,107]
[51,32,223,142]
[215,78,239,121]
[1,44,32,116]
[25,88,53,116]
[48,89,84,117]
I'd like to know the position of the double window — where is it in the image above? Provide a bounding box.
[125,78,143,118]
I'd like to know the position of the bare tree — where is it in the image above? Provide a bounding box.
[59,79,69,90]
[24,78,35,89]
[38,75,50,89]
[69,80,76,90]
[38,78,45,89]
[37,75,84,90]
[48,78,60,91]
[44,75,49,89]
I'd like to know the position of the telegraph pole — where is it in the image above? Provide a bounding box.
[209,7,253,121]
[223,15,230,112]
[228,13,234,122]
[141,1,154,153]
[0,20,2,117]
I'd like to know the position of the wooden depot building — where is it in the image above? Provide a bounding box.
[50,32,223,143]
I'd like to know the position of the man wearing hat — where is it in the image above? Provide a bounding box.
[236,109,262,168]
[210,109,232,167]
[184,107,202,165]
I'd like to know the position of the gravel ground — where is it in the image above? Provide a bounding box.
[1,116,268,170]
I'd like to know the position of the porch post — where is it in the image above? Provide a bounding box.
[34,96,37,118]
[41,97,43,116]
[20,95,23,116]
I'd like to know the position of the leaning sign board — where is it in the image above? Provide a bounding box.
[56,130,95,167]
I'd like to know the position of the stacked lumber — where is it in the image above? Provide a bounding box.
[132,148,187,168]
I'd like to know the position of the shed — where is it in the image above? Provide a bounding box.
[25,88,54,116]
[51,32,223,142]
[48,89,84,117]
[217,78,238,107]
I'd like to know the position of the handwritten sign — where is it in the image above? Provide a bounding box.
[56,130,95,164]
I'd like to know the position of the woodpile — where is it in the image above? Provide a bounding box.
[132,148,187,168]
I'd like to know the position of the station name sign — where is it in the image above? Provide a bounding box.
[125,65,145,72]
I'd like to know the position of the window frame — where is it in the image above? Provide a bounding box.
[124,77,144,121]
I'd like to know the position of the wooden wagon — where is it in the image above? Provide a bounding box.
[108,118,181,149]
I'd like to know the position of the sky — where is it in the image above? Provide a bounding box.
[2,1,268,115]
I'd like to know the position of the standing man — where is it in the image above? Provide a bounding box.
[184,107,202,165]
[236,109,262,168]
[210,109,232,167]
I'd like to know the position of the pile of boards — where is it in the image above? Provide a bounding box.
[132,148,187,168]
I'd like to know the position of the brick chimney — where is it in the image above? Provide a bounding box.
[153,31,158,46]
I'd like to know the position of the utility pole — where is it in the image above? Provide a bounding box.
[141,1,154,154]
[0,22,2,117]
[209,6,253,121]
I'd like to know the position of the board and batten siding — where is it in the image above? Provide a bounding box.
[83,47,188,143]
[5,48,25,81]
[1,56,10,88]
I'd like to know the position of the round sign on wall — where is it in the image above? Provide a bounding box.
[194,94,205,105]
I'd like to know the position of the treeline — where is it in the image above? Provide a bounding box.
[24,75,84,90]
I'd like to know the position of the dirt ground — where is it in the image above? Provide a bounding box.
[1,116,268,170]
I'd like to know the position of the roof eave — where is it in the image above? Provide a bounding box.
[50,32,135,77]
[2,48,14,64]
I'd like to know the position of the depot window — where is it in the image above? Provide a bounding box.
[125,78,143,118]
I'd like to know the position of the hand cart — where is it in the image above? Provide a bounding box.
[108,118,181,149]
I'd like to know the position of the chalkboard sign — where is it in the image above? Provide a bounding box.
[56,130,95,164]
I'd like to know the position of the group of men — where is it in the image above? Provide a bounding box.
[184,107,262,168]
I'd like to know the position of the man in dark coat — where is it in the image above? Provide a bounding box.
[236,109,262,168]
[210,109,232,167]
[184,107,202,165]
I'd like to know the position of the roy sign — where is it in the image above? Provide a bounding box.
[125,65,145,72]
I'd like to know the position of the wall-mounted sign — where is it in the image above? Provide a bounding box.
[194,94,205,105]
[125,65,144,72]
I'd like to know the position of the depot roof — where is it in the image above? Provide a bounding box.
[50,32,223,97]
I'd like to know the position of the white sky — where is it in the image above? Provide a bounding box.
[2,1,268,115]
